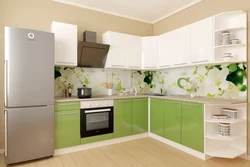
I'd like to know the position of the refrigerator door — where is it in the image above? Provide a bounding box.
[4,27,54,107]
[5,106,54,164]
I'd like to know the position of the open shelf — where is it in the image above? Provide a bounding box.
[215,27,246,33]
[206,147,245,159]
[205,119,245,124]
[206,134,246,141]
[215,44,246,49]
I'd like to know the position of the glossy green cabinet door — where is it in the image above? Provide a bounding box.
[150,98,164,137]
[114,99,132,138]
[163,100,181,143]
[132,98,148,135]
[181,102,204,153]
[55,110,80,149]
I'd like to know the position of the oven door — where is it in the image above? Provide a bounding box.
[80,107,113,138]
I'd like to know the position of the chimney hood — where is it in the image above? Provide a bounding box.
[77,31,110,68]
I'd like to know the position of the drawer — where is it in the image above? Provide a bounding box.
[55,102,80,111]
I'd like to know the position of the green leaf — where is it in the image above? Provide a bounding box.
[84,76,89,85]
[214,65,222,70]
[54,67,61,79]
[177,78,188,89]
[137,71,142,75]
[207,93,215,97]
[144,71,150,77]
[227,64,238,73]
[226,69,244,86]
[238,85,247,92]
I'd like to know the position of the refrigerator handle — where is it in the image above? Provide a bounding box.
[4,60,8,107]
[4,110,7,157]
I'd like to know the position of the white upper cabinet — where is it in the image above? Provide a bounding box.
[190,17,213,64]
[142,36,159,69]
[172,25,190,66]
[125,35,142,69]
[159,32,174,68]
[51,21,77,66]
[102,31,126,68]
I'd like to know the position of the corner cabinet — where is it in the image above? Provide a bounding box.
[181,102,204,153]
[132,98,148,134]
[150,98,164,137]
[142,37,159,69]
[114,99,132,138]
[51,21,77,66]
[54,102,80,149]
[190,17,213,64]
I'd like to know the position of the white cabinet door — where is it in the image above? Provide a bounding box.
[142,37,159,69]
[159,32,174,68]
[173,25,190,66]
[102,31,126,68]
[51,21,77,66]
[191,17,213,64]
[126,35,142,69]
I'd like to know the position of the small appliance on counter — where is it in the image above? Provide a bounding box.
[77,85,92,98]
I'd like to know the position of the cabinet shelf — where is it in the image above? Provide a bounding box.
[205,119,245,124]
[215,27,246,33]
[206,147,245,159]
[214,44,246,48]
[206,134,246,141]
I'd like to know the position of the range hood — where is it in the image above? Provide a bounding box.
[77,32,110,68]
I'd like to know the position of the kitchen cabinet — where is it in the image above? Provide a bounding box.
[172,26,190,66]
[54,102,80,149]
[163,100,181,144]
[51,21,77,66]
[158,33,174,68]
[81,133,114,144]
[132,98,148,135]
[142,37,159,69]
[126,35,142,69]
[181,102,204,153]
[114,99,132,138]
[190,17,213,64]
[150,98,164,137]
[102,31,126,68]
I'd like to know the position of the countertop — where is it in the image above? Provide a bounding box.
[55,94,246,105]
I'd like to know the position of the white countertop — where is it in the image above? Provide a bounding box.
[55,94,246,105]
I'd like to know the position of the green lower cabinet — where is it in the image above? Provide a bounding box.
[163,100,181,144]
[181,102,204,153]
[55,110,80,149]
[150,98,164,137]
[132,98,148,135]
[81,133,114,144]
[114,99,132,138]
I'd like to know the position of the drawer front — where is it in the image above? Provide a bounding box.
[55,102,80,111]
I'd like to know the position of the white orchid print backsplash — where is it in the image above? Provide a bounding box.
[55,63,247,98]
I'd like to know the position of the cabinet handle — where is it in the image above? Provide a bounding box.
[85,109,111,113]
[4,110,7,157]
[129,66,140,68]
[134,98,147,101]
[116,100,131,102]
[4,60,8,107]
[56,62,75,65]
[57,112,79,115]
[160,65,171,68]
[183,103,200,107]
[165,101,179,104]
[57,103,78,106]
[112,65,124,67]
[174,63,187,66]
[192,60,209,63]
[144,66,157,68]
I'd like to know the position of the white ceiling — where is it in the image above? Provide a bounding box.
[54,0,202,23]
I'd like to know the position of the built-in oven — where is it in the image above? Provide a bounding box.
[80,100,113,138]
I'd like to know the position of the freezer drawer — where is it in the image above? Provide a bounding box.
[5,105,54,164]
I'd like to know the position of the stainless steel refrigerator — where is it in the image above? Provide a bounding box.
[4,27,54,164]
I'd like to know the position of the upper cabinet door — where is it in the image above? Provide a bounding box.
[126,35,142,69]
[173,26,190,66]
[159,32,174,68]
[51,21,77,67]
[190,17,213,64]
[102,31,126,68]
[142,37,159,69]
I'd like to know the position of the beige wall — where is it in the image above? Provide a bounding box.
[154,0,250,155]
[0,0,153,149]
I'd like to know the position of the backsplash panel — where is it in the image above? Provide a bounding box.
[55,63,247,98]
